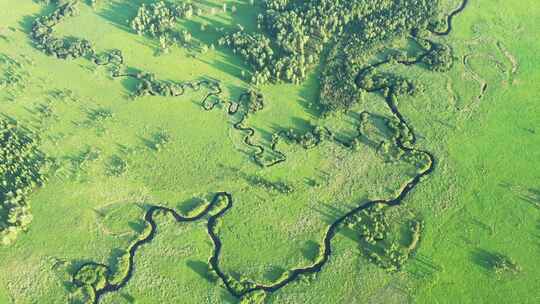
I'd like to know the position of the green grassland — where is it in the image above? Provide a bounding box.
[0,0,539,303]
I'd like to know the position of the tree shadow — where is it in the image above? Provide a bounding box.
[61,258,100,292]
[470,248,499,273]
[499,182,540,209]
[406,253,441,280]
[252,126,273,146]
[186,259,216,283]
[263,266,286,282]
[296,67,324,119]
[224,82,248,102]
[107,247,128,275]
[177,197,207,215]
[535,219,540,248]
[301,240,320,262]
[116,66,142,95]
[219,290,239,304]
[19,2,58,33]
[96,0,146,33]
[120,293,136,303]
[128,219,146,234]
[198,53,249,80]
[521,188,540,208]
[267,117,313,136]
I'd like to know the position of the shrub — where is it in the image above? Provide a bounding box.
[490,253,521,275]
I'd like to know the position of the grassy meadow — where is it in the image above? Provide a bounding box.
[0,0,538,303]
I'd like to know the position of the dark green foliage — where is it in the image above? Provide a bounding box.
[86,107,113,122]
[74,264,108,290]
[318,45,361,112]
[357,69,423,97]
[316,0,441,111]
[245,90,264,113]
[217,272,257,297]
[0,118,48,245]
[105,155,127,177]
[220,0,439,86]
[131,1,194,37]
[246,175,294,194]
[348,204,420,272]
[423,43,454,72]
[146,130,170,152]
[386,119,415,147]
[133,72,186,97]
[31,2,95,59]
[353,204,389,244]
[284,125,331,149]
[72,263,109,302]
[490,253,521,275]
[130,1,195,51]
[66,146,101,178]
[218,30,277,85]
[406,220,422,251]
[368,241,409,272]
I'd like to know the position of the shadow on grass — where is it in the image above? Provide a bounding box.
[262,266,286,282]
[470,248,499,273]
[499,182,540,209]
[406,253,441,280]
[19,2,58,33]
[301,240,320,262]
[120,293,135,303]
[177,197,207,215]
[97,0,147,33]
[186,259,216,283]
[128,219,147,234]
[521,188,540,208]
[311,195,369,243]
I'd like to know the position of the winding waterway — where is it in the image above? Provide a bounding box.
[28,0,469,301]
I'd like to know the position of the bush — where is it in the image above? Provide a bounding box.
[490,253,521,275]
[105,155,128,177]
[73,264,109,290]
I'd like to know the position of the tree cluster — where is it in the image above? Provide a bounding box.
[317,0,440,111]
[357,68,424,99]
[30,1,95,59]
[245,175,293,194]
[422,42,454,72]
[221,0,439,88]
[133,72,185,97]
[284,125,331,149]
[130,1,195,51]
[218,30,277,85]
[352,204,389,245]
[0,118,49,245]
[368,241,409,272]
[244,89,265,113]
[347,204,419,272]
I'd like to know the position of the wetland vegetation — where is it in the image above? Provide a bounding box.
[0,0,538,303]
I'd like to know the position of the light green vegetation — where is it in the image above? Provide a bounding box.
[410,0,540,302]
[0,0,539,303]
